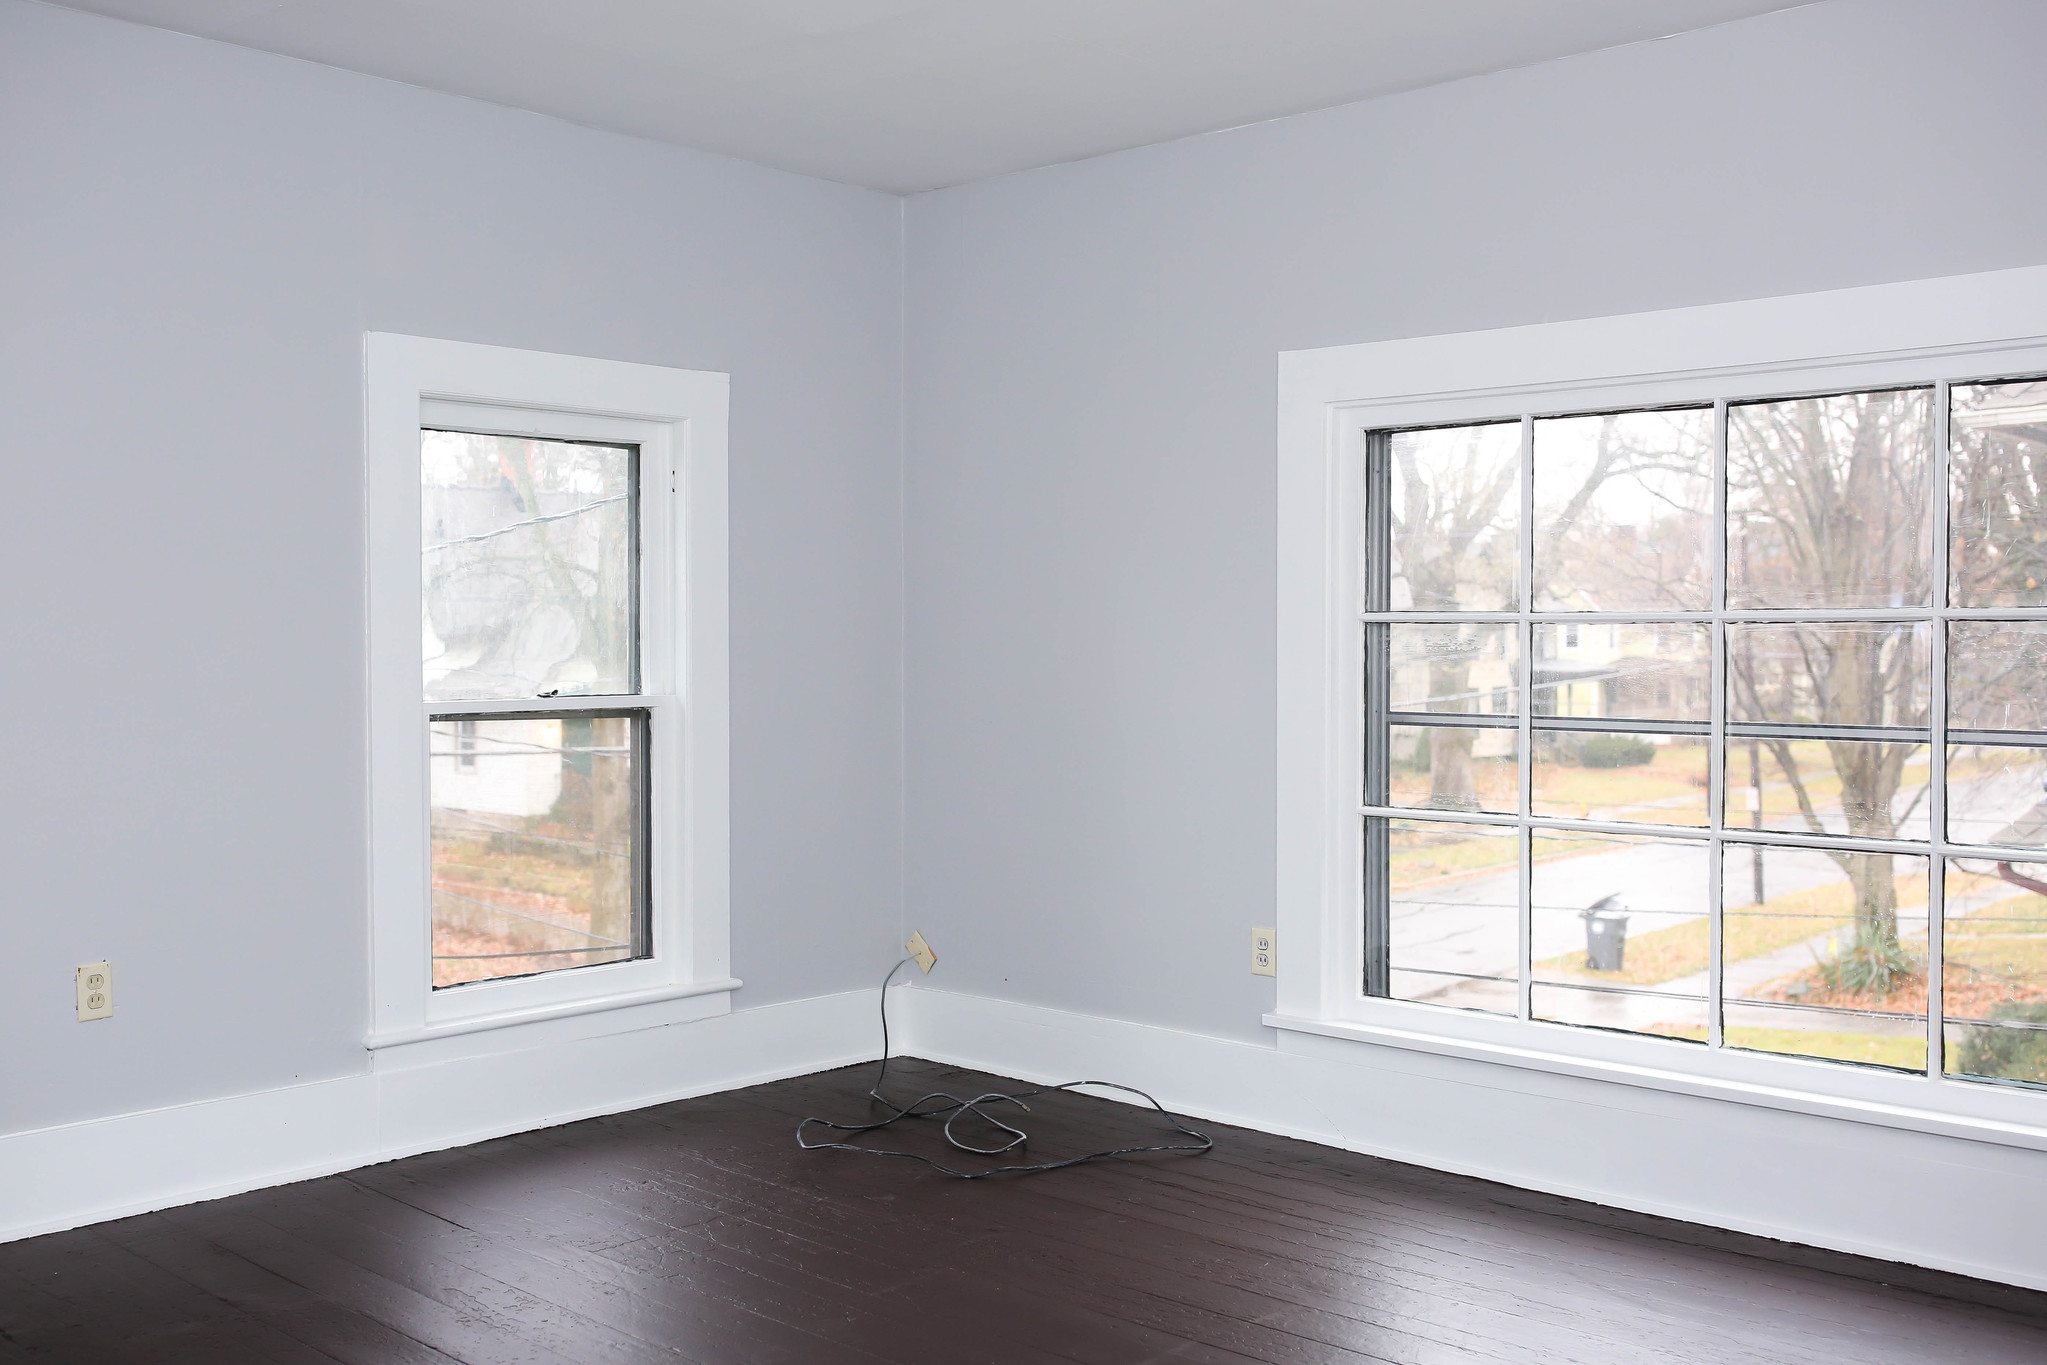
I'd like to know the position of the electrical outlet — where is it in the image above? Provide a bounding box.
[1251,928,1276,977]
[76,961,113,1021]
[905,930,937,974]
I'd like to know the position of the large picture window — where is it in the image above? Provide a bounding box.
[1360,381,2047,1088]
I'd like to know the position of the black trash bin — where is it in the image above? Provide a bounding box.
[1581,894,1631,972]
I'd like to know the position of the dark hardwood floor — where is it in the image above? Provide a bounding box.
[3,1058,2045,1363]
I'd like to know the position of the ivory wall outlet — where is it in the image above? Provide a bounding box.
[1252,928,1276,976]
[76,961,113,1021]
[905,930,937,974]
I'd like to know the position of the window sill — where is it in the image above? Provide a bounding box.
[368,977,742,1059]
[1264,1010,2047,1154]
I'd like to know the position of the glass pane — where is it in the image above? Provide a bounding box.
[1951,380,2047,608]
[1720,737,1930,842]
[1389,423,1519,610]
[423,430,636,702]
[1532,733,1708,826]
[1944,857,2047,1087]
[1726,389,1935,608]
[1721,845,1929,1072]
[1948,743,2047,848]
[1726,622,1930,729]
[1532,621,1709,722]
[1386,724,1518,815]
[1385,818,1518,1015]
[1530,830,1709,1038]
[1948,621,2047,732]
[430,713,646,988]
[1388,622,1518,715]
[1533,409,1713,611]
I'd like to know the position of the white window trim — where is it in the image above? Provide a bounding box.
[365,334,734,1053]
[1276,263,2047,1152]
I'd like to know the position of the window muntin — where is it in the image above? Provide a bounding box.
[1362,381,2047,1089]
[423,429,651,991]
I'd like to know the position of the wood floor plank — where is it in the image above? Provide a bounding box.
[3,1057,2044,1364]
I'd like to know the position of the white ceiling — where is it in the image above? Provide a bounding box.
[49,0,1813,193]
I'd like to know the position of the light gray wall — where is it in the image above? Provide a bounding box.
[0,0,904,1134]
[902,0,2047,1042]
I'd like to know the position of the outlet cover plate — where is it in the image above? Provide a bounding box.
[906,931,937,974]
[1251,928,1276,976]
[76,961,113,1021]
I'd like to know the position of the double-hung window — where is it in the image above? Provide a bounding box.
[1278,266,2047,1142]
[422,426,649,989]
[366,336,731,1051]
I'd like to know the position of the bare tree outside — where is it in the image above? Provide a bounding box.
[423,432,635,700]
[1388,412,1714,810]
[1725,391,1936,987]
[1534,410,1715,615]
[1389,424,1517,808]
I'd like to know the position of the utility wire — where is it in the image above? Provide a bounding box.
[424,492,628,552]
[796,960,1213,1178]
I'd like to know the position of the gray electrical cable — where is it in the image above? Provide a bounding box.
[796,959,1214,1178]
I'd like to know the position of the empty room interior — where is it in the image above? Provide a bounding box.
[9,0,2047,1360]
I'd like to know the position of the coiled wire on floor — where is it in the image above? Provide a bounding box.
[796,959,1214,1178]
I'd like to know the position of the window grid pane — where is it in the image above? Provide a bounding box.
[1363,378,2047,1091]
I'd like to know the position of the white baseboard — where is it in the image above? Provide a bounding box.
[14,980,2047,1296]
[0,989,878,1245]
[890,985,2047,1293]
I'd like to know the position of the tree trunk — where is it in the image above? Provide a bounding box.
[1425,650,1479,808]
[1845,850,1900,947]
[1429,727,1477,809]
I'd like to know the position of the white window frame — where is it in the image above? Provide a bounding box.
[1276,264,2047,1152]
[365,334,734,1051]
